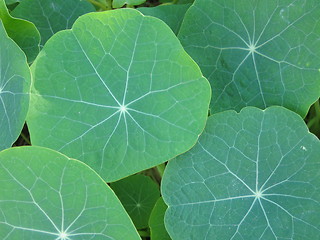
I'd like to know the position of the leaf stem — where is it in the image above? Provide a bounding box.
[307,99,320,129]
[156,163,166,177]
[138,229,150,237]
[20,132,31,145]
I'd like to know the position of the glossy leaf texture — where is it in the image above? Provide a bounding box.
[0,0,40,63]
[0,20,30,151]
[112,0,146,8]
[11,0,95,46]
[111,174,160,229]
[0,146,140,240]
[149,197,171,240]
[138,3,191,35]
[162,106,320,239]
[178,0,320,117]
[27,9,211,182]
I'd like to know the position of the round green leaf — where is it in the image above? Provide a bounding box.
[162,106,320,239]
[178,0,320,117]
[112,0,146,8]
[27,9,211,182]
[149,197,171,240]
[111,174,160,229]
[0,146,140,240]
[0,0,40,63]
[11,0,95,45]
[0,20,30,151]
[138,4,191,35]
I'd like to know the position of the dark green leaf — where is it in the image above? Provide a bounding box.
[138,4,191,35]
[111,174,160,229]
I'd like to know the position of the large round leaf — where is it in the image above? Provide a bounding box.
[0,0,40,63]
[11,0,95,45]
[27,9,210,182]
[0,146,140,240]
[162,106,320,239]
[178,0,320,117]
[0,20,30,151]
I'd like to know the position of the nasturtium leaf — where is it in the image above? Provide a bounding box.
[0,146,140,240]
[11,0,95,46]
[162,106,320,239]
[27,9,210,182]
[112,0,146,8]
[178,0,320,117]
[0,0,40,63]
[149,197,171,240]
[0,20,30,151]
[111,174,160,229]
[138,4,191,35]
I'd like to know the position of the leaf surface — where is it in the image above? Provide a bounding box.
[111,174,160,229]
[11,0,95,45]
[0,0,40,63]
[162,106,320,239]
[112,0,146,8]
[0,20,30,150]
[138,4,191,35]
[27,9,211,182]
[149,197,171,240]
[0,146,140,240]
[178,0,320,117]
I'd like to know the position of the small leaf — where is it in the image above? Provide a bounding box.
[0,20,30,151]
[162,106,320,239]
[111,174,160,229]
[113,0,146,8]
[149,197,171,240]
[27,9,211,182]
[11,0,95,45]
[0,0,40,63]
[0,146,140,240]
[178,0,320,117]
[138,4,191,35]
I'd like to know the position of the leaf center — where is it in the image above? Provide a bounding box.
[59,231,69,240]
[119,105,127,113]
[248,44,256,53]
[255,190,263,199]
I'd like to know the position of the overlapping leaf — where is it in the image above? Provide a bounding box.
[27,9,211,182]
[0,146,140,240]
[178,0,320,116]
[113,0,146,8]
[111,174,160,229]
[138,3,191,35]
[149,197,171,240]
[0,0,40,62]
[0,20,30,151]
[11,0,95,45]
[162,106,320,239]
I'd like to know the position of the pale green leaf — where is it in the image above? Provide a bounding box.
[0,20,30,150]
[111,174,160,229]
[11,0,95,45]
[27,9,211,182]
[0,146,140,240]
[162,106,320,239]
[178,0,320,117]
[0,0,40,63]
